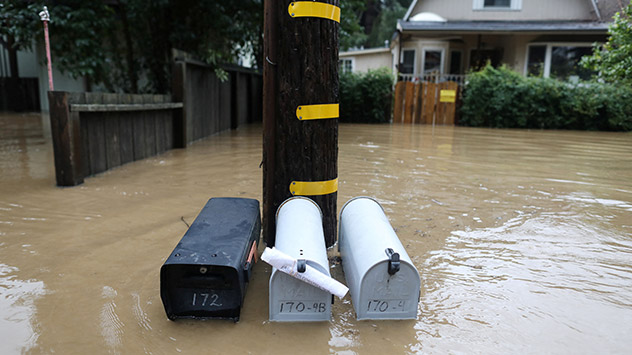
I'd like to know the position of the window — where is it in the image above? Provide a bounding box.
[400,49,415,74]
[339,58,353,74]
[550,46,593,81]
[484,0,510,7]
[449,50,463,74]
[473,0,521,10]
[526,45,546,76]
[422,49,444,75]
[525,43,594,81]
[470,48,503,70]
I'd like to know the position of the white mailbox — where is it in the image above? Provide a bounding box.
[269,197,332,322]
[339,197,420,320]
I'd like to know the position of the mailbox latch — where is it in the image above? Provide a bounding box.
[385,248,400,275]
[297,259,307,273]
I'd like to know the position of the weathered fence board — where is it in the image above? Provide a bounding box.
[436,81,459,125]
[412,83,422,124]
[403,82,415,124]
[393,82,405,123]
[119,95,135,166]
[142,94,157,158]
[131,95,147,162]
[219,78,232,132]
[104,93,122,170]
[422,82,437,124]
[236,72,250,127]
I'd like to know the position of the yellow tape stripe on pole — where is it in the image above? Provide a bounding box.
[296,103,339,120]
[288,2,341,23]
[290,178,338,196]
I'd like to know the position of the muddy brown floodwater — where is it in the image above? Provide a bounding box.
[1,112,631,354]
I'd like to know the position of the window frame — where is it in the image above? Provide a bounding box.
[524,42,595,79]
[421,47,445,75]
[339,58,355,74]
[400,48,417,75]
[449,49,463,75]
[473,0,522,11]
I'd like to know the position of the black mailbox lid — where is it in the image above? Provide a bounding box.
[160,197,261,320]
[163,197,260,269]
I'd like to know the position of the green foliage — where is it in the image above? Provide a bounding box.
[366,0,409,48]
[0,1,43,51]
[581,1,632,85]
[340,0,368,50]
[460,65,632,131]
[0,0,263,93]
[340,0,413,50]
[340,68,394,123]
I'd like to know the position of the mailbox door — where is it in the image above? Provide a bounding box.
[161,265,242,320]
[357,261,420,320]
[270,270,332,322]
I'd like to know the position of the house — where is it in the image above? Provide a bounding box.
[1,38,87,112]
[392,0,622,81]
[339,46,394,74]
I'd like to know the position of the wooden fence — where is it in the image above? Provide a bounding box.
[393,76,463,125]
[49,62,262,186]
[172,59,262,145]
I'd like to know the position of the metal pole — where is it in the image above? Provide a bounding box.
[39,6,54,91]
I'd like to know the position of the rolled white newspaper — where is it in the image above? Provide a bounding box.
[261,247,348,299]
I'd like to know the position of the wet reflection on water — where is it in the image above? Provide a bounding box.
[0,264,45,354]
[0,113,631,353]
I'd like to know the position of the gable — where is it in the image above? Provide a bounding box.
[407,0,597,21]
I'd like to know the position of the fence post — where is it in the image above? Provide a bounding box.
[48,91,84,186]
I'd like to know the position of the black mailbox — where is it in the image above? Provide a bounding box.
[160,197,261,321]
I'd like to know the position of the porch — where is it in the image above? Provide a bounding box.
[394,20,609,81]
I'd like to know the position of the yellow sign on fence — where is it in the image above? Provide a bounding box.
[440,90,456,103]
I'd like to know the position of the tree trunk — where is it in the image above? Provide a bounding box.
[263,0,340,247]
[118,3,138,94]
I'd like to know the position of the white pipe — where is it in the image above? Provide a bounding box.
[590,0,602,20]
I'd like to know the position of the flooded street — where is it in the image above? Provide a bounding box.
[1,112,631,354]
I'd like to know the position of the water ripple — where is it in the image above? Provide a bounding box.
[416,212,632,353]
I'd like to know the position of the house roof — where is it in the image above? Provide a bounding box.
[340,47,391,57]
[398,20,609,34]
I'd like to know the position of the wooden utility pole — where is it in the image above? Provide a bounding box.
[263,0,340,247]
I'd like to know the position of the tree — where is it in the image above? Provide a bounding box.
[339,0,413,50]
[581,1,632,85]
[340,0,368,50]
[366,0,410,48]
[0,0,263,94]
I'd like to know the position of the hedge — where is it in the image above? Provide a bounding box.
[459,65,632,131]
[340,68,393,123]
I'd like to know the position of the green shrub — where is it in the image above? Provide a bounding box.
[460,65,632,131]
[340,68,393,123]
